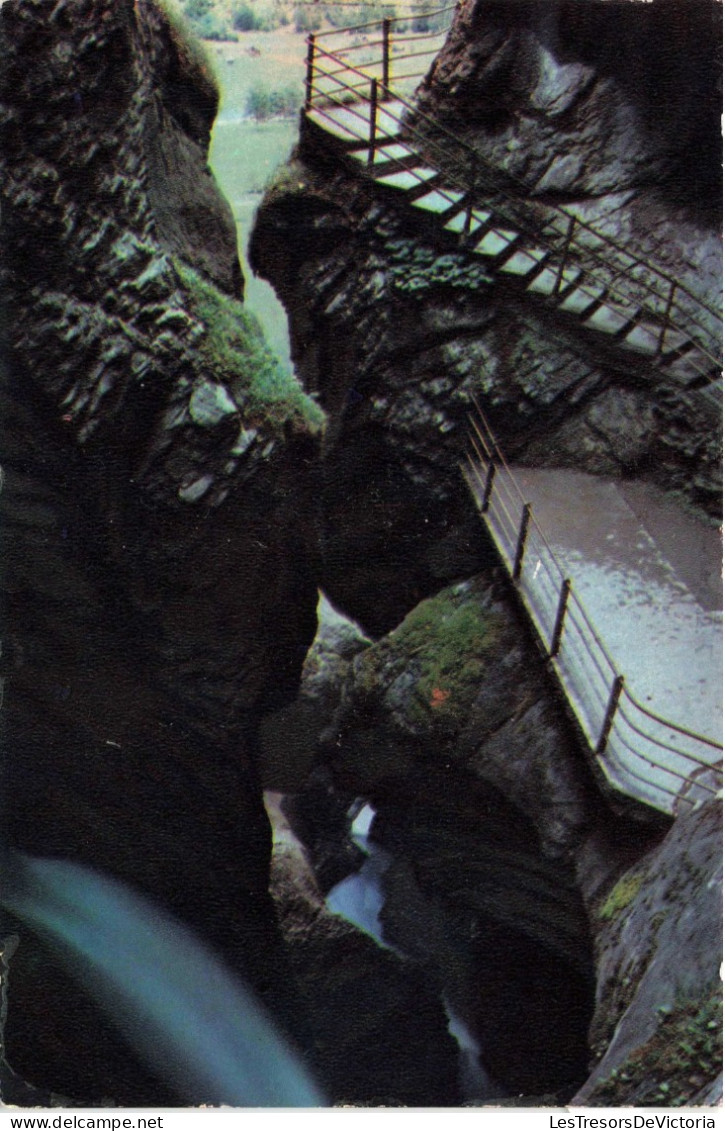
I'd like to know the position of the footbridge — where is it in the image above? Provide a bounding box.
[299,10,723,818]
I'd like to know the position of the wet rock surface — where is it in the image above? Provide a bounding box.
[0,0,321,1104]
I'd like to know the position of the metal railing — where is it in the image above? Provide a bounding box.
[308,5,455,102]
[303,19,723,393]
[464,398,722,818]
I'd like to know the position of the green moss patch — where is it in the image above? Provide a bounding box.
[592,996,722,1106]
[598,871,645,921]
[158,1,221,113]
[356,581,503,732]
[175,261,325,435]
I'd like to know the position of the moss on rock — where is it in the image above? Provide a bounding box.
[598,871,645,921]
[354,578,504,737]
[590,996,722,1106]
[175,260,325,435]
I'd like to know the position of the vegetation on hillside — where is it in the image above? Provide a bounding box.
[246,81,300,120]
[172,0,453,41]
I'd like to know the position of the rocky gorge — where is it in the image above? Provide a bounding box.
[0,0,721,1111]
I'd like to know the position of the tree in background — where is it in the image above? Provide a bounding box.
[183,0,238,38]
[246,82,300,120]
[232,2,264,31]
[293,5,322,33]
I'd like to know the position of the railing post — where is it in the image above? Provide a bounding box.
[554,215,576,295]
[382,18,391,99]
[481,459,496,513]
[462,151,478,240]
[368,77,378,166]
[657,281,677,355]
[513,502,532,580]
[305,34,316,112]
[597,674,625,755]
[550,577,571,658]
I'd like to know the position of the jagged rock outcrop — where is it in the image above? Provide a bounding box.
[416,0,721,209]
[575,798,722,1107]
[0,0,322,1104]
[251,162,495,635]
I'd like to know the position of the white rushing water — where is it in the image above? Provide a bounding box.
[326,803,510,1102]
[326,804,392,947]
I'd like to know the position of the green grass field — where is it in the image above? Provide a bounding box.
[206,29,307,369]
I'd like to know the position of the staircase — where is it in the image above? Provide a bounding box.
[303,20,722,403]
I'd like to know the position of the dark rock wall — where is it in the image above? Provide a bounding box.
[0,0,321,1104]
[417,0,722,208]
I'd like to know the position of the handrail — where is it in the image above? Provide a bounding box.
[304,23,723,384]
[312,64,718,329]
[311,56,721,365]
[464,397,722,818]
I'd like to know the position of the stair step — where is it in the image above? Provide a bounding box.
[559,283,608,316]
[584,303,638,336]
[611,310,644,341]
[306,105,373,144]
[349,143,416,169]
[364,155,422,177]
[499,248,549,278]
[374,166,438,192]
[621,323,660,356]
[525,265,564,296]
[411,188,466,215]
[554,270,585,301]
[473,227,520,258]
[659,333,697,364]
[306,100,407,145]
[445,207,492,234]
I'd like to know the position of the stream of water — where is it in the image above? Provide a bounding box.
[326,803,509,1103]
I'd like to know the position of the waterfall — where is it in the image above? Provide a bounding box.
[325,802,511,1103]
[326,804,392,948]
[1,853,325,1107]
